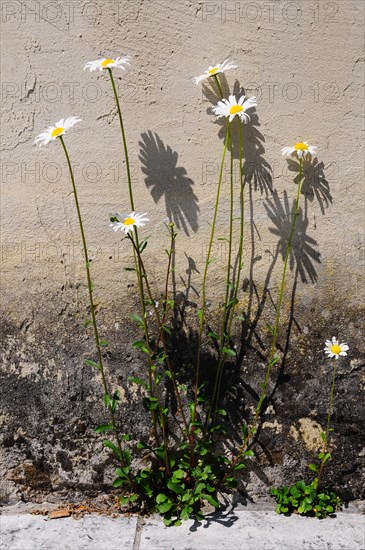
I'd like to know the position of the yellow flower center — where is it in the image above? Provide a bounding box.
[123,217,136,225]
[330,344,341,354]
[229,105,244,115]
[208,67,220,75]
[101,58,115,67]
[294,142,308,151]
[51,127,64,138]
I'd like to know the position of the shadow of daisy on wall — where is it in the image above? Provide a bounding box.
[138,131,199,236]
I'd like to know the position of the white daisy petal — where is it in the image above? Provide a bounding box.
[110,211,149,235]
[84,56,130,72]
[213,94,256,123]
[193,58,237,85]
[323,337,349,360]
[34,116,81,147]
[282,141,318,159]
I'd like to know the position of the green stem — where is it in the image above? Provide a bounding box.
[264,157,303,389]
[317,358,338,489]
[128,234,189,442]
[192,125,230,437]
[108,68,134,210]
[59,136,126,469]
[223,156,303,481]
[213,75,224,99]
[209,130,234,424]
[210,117,245,427]
[134,243,161,448]
[226,117,245,339]
[107,68,161,449]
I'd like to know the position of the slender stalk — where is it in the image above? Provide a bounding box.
[317,358,338,488]
[223,156,303,480]
[128,234,189,441]
[208,134,234,424]
[133,247,162,449]
[59,136,126,469]
[213,75,224,99]
[209,117,245,426]
[107,68,134,210]
[192,126,230,436]
[107,68,162,450]
[227,118,245,334]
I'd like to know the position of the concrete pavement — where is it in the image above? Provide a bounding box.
[1,505,364,550]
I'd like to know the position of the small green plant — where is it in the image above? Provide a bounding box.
[272,336,349,519]
[271,480,341,519]
[114,445,236,525]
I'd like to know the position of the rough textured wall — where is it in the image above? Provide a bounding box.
[1,0,364,504]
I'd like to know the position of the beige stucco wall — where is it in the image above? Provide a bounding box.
[1,0,364,318]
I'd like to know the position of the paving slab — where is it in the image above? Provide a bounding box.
[0,510,364,550]
[0,514,138,550]
[140,510,365,550]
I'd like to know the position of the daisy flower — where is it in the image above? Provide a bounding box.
[324,337,349,359]
[34,117,81,147]
[281,141,317,159]
[110,212,149,235]
[84,57,129,72]
[193,59,237,85]
[213,94,257,123]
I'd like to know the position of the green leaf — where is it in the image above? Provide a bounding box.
[181,506,191,521]
[197,309,203,322]
[308,463,318,472]
[172,469,185,479]
[234,463,246,471]
[202,494,220,508]
[95,424,113,433]
[124,266,136,272]
[131,314,145,328]
[167,481,185,495]
[83,320,92,328]
[128,376,149,390]
[244,450,254,457]
[132,340,148,353]
[99,340,108,346]
[103,440,121,459]
[320,431,326,442]
[84,359,101,372]
[112,478,124,488]
[269,355,280,367]
[208,331,219,340]
[158,501,173,514]
[322,452,331,464]
[115,466,130,477]
[156,493,168,504]
[223,347,236,357]
[139,240,148,253]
